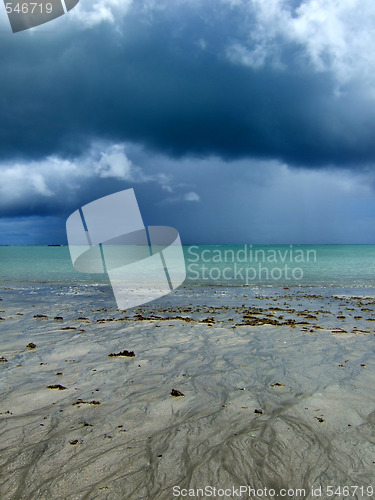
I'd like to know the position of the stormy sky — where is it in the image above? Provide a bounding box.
[1,0,375,244]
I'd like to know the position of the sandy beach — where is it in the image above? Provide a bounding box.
[1,284,375,499]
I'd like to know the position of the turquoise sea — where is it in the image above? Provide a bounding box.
[0,244,374,288]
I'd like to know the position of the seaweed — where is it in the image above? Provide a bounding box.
[171,389,184,397]
[108,350,135,357]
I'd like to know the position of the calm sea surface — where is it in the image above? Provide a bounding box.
[0,245,374,288]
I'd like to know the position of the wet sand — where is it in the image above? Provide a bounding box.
[1,285,375,499]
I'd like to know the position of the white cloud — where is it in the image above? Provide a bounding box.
[224,0,375,89]
[0,142,171,210]
[0,160,72,204]
[184,191,200,202]
[95,144,136,180]
[159,191,200,205]
[69,0,133,28]
[227,43,269,69]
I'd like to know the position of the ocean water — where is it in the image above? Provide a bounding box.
[0,244,375,288]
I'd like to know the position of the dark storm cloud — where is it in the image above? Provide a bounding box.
[2,151,375,244]
[0,1,374,168]
[2,0,375,245]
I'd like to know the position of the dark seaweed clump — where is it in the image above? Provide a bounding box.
[171,389,185,397]
[108,350,135,357]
